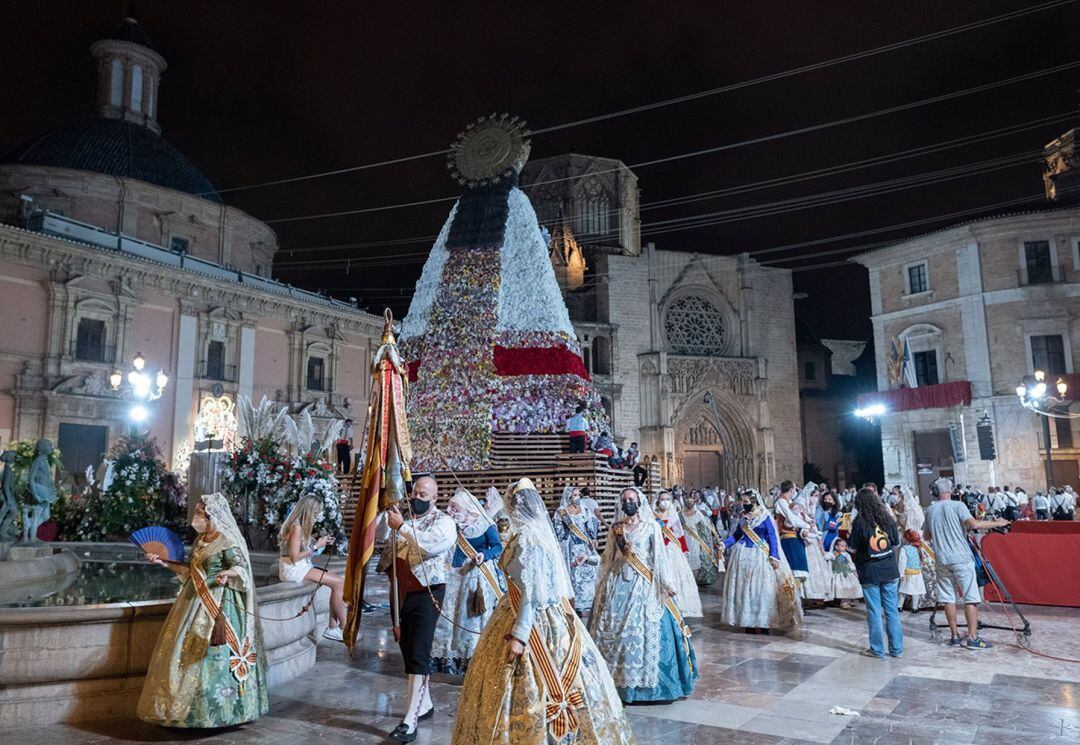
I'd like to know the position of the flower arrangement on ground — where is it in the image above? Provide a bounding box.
[220,396,347,553]
[59,431,187,542]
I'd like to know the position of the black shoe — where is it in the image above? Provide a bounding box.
[362,602,378,613]
[418,707,434,721]
[389,723,417,743]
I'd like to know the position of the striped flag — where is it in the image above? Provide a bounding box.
[343,310,412,652]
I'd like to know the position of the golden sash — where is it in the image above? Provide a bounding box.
[682,520,718,567]
[559,511,596,550]
[740,518,773,557]
[506,581,584,740]
[190,564,257,687]
[455,531,504,599]
[660,523,682,548]
[621,545,694,675]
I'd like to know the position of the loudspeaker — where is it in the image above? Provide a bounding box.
[977,418,997,461]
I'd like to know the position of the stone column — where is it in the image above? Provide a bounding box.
[170,313,197,468]
[237,324,256,417]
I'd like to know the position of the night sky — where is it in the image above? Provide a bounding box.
[3,1,1079,341]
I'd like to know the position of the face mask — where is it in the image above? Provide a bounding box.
[570,497,581,505]
[621,500,639,516]
[658,499,670,510]
[741,502,752,512]
[192,515,208,533]
[410,497,432,516]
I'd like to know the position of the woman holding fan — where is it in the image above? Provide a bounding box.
[137,492,268,728]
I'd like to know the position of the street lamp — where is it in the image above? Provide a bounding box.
[1016,370,1071,491]
[111,352,169,424]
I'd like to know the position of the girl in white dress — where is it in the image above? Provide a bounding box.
[897,529,927,612]
[825,538,862,609]
[278,495,347,641]
[653,490,703,618]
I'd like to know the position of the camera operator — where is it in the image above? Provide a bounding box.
[924,478,1009,650]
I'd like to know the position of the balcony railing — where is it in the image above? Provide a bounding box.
[197,361,238,383]
[70,341,116,364]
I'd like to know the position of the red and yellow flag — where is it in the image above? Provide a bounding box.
[343,310,412,652]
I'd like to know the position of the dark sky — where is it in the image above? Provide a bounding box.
[3,1,1079,340]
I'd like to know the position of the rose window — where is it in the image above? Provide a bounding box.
[664,296,727,356]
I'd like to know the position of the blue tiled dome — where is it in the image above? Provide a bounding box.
[2,118,221,202]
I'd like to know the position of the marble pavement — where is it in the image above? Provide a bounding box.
[10,574,1079,744]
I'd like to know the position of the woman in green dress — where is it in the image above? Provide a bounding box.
[137,492,269,728]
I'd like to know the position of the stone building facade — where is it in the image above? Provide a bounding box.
[521,155,804,490]
[0,17,381,478]
[854,129,1080,497]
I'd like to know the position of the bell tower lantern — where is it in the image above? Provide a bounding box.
[90,15,167,134]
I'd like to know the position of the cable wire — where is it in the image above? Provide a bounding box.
[207,0,1078,197]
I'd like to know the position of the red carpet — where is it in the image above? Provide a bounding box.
[982,530,1080,607]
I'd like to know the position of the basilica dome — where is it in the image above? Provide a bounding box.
[2,118,221,202]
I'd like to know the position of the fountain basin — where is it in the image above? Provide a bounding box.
[0,543,337,726]
[0,548,80,605]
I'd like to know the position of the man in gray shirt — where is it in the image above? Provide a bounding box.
[924,478,1008,649]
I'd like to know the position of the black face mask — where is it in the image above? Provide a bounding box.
[410,497,432,516]
[621,500,639,516]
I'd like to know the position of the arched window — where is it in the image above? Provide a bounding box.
[109,58,123,106]
[664,295,728,356]
[575,178,610,239]
[130,65,143,112]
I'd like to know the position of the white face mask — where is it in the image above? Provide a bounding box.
[192,515,208,533]
[659,499,670,510]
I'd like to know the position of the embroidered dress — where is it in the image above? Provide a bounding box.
[552,503,600,613]
[653,504,703,618]
[827,551,863,600]
[590,497,697,703]
[681,509,722,586]
[897,544,926,598]
[720,510,803,630]
[774,497,810,578]
[137,494,268,728]
[451,483,634,745]
[795,502,834,603]
[430,524,505,675]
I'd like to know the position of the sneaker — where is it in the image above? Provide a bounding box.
[948,636,963,648]
[888,652,903,658]
[964,636,993,650]
[861,649,885,659]
[323,626,345,642]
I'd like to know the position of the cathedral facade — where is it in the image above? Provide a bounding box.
[521,155,804,490]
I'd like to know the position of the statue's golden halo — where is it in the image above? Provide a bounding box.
[448,114,532,187]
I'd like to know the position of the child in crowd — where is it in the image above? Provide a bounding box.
[897,529,926,613]
[827,538,861,609]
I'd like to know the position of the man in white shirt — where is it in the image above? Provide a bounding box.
[384,476,456,742]
[1032,491,1051,521]
[1051,488,1076,521]
[1001,487,1019,521]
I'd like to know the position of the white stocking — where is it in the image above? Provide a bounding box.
[401,673,425,732]
[419,674,432,713]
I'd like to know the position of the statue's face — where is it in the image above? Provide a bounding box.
[36,439,53,455]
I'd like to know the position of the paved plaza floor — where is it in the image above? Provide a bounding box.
[14,575,1080,744]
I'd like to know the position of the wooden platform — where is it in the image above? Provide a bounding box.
[340,432,660,548]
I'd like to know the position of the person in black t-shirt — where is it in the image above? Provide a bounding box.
[848,488,903,659]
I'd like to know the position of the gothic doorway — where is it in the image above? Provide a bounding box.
[683,449,723,489]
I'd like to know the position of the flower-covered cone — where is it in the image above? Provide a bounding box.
[401,172,605,471]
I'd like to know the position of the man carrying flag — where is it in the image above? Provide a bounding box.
[345,311,456,743]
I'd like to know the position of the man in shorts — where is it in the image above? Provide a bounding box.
[924,477,1009,649]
